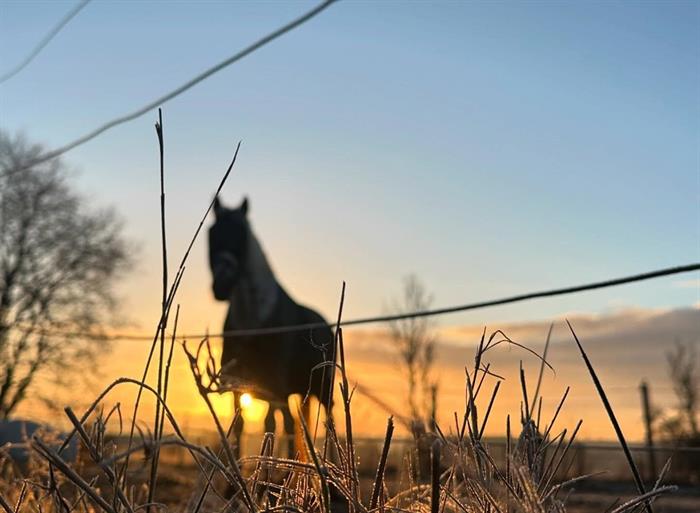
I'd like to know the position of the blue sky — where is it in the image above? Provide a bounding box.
[1,0,698,334]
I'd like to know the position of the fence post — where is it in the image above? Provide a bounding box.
[430,384,438,433]
[639,380,657,481]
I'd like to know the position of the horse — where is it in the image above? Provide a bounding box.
[208,196,334,456]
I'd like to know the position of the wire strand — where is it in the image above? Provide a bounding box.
[15,0,337,170]
[0,0,92,85]
[22,262,700,341]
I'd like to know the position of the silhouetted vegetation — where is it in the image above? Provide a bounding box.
[387,274,437,431]
[657,340,700,482]
[664,340,699,439]
[0,131,130,419]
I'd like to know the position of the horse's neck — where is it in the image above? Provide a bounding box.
[228,225,279,326]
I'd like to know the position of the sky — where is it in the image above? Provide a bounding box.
[1,0,699,440]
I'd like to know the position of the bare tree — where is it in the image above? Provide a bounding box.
[0,131,130,419]
[665,340,699,438]
[387,274,437,429]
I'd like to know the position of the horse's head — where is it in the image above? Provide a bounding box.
[208,196,250,300]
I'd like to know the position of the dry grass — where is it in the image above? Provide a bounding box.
[0,323,678,513]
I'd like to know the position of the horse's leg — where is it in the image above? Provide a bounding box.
[264,403,276,434]
[256,408,277,507]
[232,391,245,459]
[282,405,295,459]
[224,392,246,500]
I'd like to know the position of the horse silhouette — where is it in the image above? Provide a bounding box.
[208,196,334,455]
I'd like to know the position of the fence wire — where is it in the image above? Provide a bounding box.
[15,262,700,341]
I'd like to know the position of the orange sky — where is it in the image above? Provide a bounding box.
[17,306,699,444]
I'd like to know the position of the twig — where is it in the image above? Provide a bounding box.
[32,437,117,513]
[567,319,652,513]
[370,416,394,510]
[609,486,677,513]
[121,139,240,484]
[182,340,256,512]
[530,323,553,414]
[430,440,441,513]
[478,381,501,440]
[297,403,331,513]
[63,407,134,513]
[148,106,168,511]
[323,280,346,460]
[0,494,12,513]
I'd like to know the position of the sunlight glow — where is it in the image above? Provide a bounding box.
[240,393,268,425]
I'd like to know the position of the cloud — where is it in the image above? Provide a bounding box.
[342,307,700,440]
[673,278,700,289]
[17,305,700,442]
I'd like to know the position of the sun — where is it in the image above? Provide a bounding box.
[239,392,268,424]
[240,392,253,408]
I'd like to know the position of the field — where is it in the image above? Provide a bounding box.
[2,324,697,513]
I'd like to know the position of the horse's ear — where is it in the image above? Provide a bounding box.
[241,196,249,216]
[213,196,223,218]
